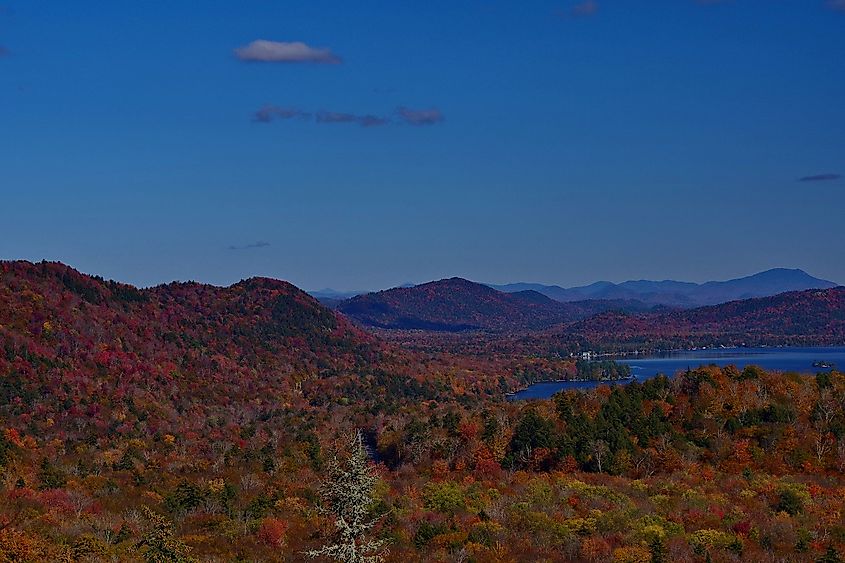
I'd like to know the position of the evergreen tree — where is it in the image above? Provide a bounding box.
[37,458,67,490]
[307,431,388,562]
[649,535,668,563]
[136,506,196,563]
[817,546,843,563]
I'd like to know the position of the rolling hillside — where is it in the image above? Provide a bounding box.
[0,260,404,442]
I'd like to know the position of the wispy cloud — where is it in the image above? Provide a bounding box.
[358,115,390,127]
[252,105,309,123]
[828,0,845,11]
[253,105,440,128]
[315,111,359,124]
[315,111,390,127]
[395,106,445,126]
[798,173,841,182]
[234,40,341,64]
[229,241,271,250]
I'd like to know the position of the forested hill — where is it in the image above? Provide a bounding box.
[0,261,404,433]
[338,277,563,331]
[559,286,845,348]
[337,277,649,332]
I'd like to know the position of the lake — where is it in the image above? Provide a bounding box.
[508,346,845,400]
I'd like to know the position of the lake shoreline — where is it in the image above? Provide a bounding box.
[508,345,844,401]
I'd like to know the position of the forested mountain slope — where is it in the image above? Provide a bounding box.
[559,287,845,348]
[0,260,407,438]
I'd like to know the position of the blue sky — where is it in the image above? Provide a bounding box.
[1,0,843,290]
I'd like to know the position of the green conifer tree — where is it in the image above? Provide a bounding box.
[307,431,388,562]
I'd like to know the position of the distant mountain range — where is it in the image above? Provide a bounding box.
[309,288,364,301]
[337,277,652,332]
[337,273,845,344]
[315,269,838,309]
[310,284,415,306]
[490,268,838,308]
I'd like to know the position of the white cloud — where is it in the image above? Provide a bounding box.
[234,40,341,64]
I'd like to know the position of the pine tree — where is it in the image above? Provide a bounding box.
[37,457,67,490]
[649,535,668,563]
[136,506,196,563]
[817,546,843,563]
[307,431,388,563]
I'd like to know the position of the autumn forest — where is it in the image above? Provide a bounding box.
[0,261,842,562]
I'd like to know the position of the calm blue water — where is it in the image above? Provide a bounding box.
[508,347,845,400]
